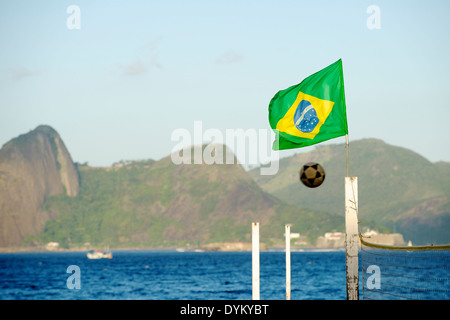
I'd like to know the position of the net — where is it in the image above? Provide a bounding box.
[360,235,450,300]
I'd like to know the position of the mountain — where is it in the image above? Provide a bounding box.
[0,125,80,248]
[36,145,343,249]
[0,127,344,251]
[250,138,450,245]
[3,126,446,250]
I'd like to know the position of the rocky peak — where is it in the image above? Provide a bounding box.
[0,125,79,247]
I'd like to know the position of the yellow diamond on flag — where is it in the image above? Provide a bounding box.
[276,91,334,140]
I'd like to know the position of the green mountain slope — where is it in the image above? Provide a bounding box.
[250,139,450,245]
[5,126,446,249]
[34,145,344,249]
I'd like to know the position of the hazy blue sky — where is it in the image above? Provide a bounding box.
[1,0,450,167]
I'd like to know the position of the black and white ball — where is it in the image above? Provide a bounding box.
[299,162,325,188]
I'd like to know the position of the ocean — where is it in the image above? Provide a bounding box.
[0,250,347,300]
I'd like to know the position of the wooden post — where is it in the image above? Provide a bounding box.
[252,222,260,300]
[345,176,359,300]
[285,224,291,300]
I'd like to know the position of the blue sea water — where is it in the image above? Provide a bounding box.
[0,250,347,300]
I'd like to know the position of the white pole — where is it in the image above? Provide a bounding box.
[345,176,359,300]
[285,224,291,300]
[252,222,260,300]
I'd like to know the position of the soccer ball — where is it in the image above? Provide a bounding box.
[299,162,325,188]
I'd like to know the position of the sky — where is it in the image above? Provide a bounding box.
[1,0,450,167]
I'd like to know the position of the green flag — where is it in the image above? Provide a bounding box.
[269,59,348,150]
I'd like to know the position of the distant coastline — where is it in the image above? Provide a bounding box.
[0,231,405,254]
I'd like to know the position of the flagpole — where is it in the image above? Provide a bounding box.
[344,133,359,300]
[345,134,349,177]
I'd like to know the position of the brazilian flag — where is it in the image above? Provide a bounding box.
[269,59,348,150]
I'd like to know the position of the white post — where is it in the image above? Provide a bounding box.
[252,222,260,300]
[345,176,359,300]
[285,224,291,300]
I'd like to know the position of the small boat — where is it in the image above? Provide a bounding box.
[87,250,113,259]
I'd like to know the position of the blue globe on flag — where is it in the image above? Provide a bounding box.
[293,100,319,133]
